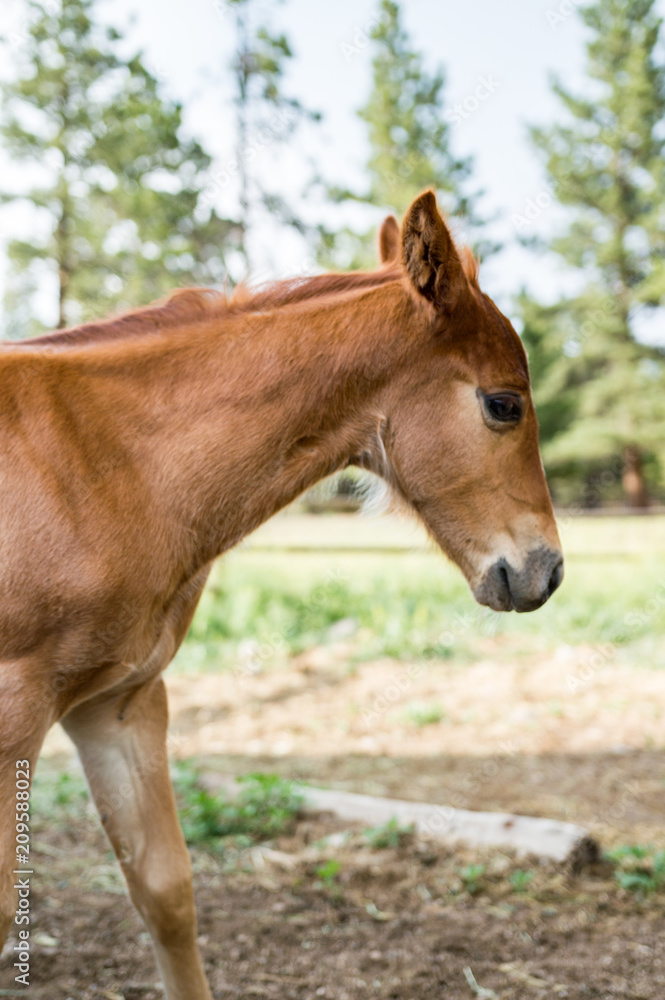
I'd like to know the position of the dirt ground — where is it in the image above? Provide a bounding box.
[162,637,665,759]
[1,810,663,1000]
[3,638,665,999]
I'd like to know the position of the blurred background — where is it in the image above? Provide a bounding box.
[3,2,665,995]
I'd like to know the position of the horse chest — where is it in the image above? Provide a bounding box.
[69,566,211,701]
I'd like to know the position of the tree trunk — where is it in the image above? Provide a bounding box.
[622,445,648,508]
[235,6,251,269]
[57,263,70,329]
[55,190,73,329]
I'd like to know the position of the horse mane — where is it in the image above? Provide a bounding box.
[12,266,404,350]
[8,234,479,350]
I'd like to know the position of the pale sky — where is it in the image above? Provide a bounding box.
[1,0,664,330]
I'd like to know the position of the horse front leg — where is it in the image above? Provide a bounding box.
[61,676,212,1000]
[0,662,54,969]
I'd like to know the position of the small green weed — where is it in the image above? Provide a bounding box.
[509,869,535,893]
[362,817,414,849]
[316,859,342,885]
[607,844,665,896]
[402,700,446,727]
[458,864,486,895]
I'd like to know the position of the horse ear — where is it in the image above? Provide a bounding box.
[401,190,467,311]
[378,215,400,264]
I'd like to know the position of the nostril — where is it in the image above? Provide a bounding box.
[547,559,564,597]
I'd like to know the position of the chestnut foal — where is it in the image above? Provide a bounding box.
[0,191,562,998]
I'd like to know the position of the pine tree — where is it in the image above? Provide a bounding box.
[521,0,665,506]
[0,0,240,336]
[320,0,486,270]
[225,0,320,271]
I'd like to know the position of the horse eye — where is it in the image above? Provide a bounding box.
[484,393,522,424]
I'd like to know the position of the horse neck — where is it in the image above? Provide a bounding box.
[112,281,416,566]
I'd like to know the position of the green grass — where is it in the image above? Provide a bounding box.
[606,844,665,896]
[30,769,89,825]
[172,765,304,848]
[172,516,665,673]
[28,763,304,852]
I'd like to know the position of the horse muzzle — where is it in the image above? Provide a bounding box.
[473,547,563,613]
